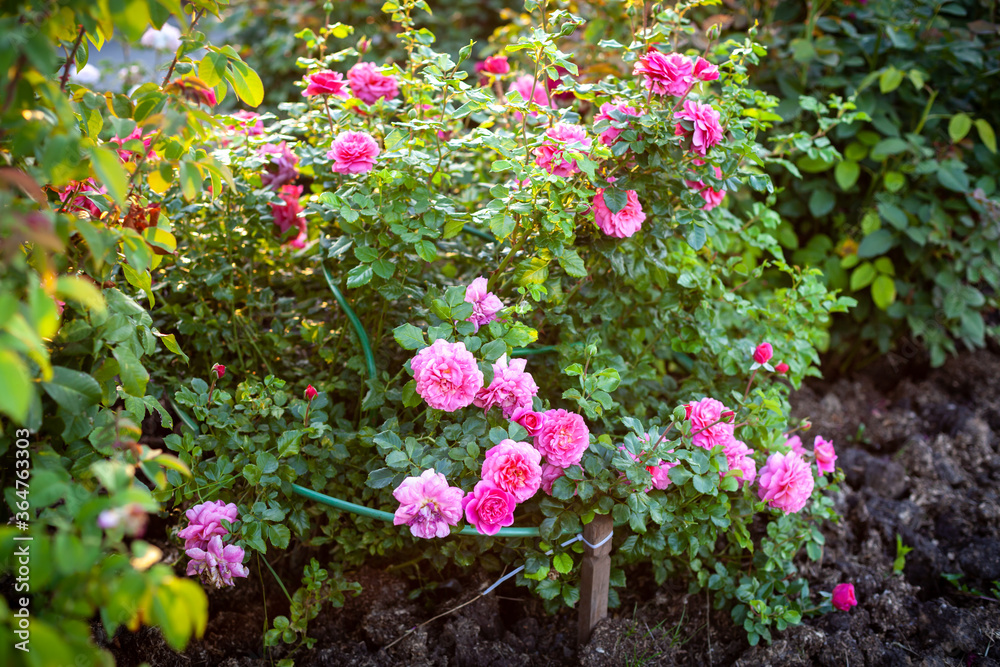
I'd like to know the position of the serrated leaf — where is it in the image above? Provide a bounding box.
[393,323,425,350]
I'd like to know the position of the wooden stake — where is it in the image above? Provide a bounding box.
[578,514,613,645]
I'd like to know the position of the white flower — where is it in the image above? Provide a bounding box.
[71,64,101,84]
[140,23,182,51]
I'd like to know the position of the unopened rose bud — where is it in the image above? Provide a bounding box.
[775,362,789,374]
[357,36,370,54]
[753,342,773,365]
[212,363,226,379]
[831,583,857,611]
[305,384,318,401]
[801,419,812,431]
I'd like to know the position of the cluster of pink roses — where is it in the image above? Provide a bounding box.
[178,500,249,588]
[395,273,593,537]
[301,62,399,106]
[393,407,591,537]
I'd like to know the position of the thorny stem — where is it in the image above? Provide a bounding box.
[59,26,86,92]
[162,8,206,85]
[520,47,544,165]
[322,93,338,138]
[743,368,759,401]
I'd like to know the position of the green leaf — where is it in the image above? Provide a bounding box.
[113,347,149,397]
[871,275,897,310]
[850,262,877,291]
[155,332,189,363]
[394,323,426,350]
[857,229,895,258]
[556,248,587,278]
[515,257,549,285]
[975,119,997,153]
[267,524,291,549]
[198,52,228,88]
[870,138,908,159]
[277,430,303,457]
[366,467,396,489]
[346,264,373,288]
[808,189,835,217]
[879,67,904,93]
[834,161,860,190]
[90,145,128,205]
[372,259,396,279]
[948,113,972,143]
[602,188,628,214]
[0,350,32,422]
[226,60,265,107]
[41,366,102,412]
[553,552,574,575]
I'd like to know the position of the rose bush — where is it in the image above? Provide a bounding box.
[0,0,865,660]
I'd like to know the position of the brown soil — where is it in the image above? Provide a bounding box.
[109,349,1000,666]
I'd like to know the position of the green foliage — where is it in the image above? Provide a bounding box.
[747,0,1000,366]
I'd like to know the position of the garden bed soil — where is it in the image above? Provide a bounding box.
[110,348,1000,666]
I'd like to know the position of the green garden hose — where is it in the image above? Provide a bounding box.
[322,262,377,384]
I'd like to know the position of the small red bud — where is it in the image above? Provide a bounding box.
[775,362,789,374]
[212,363,226,379]
[305,384,318,401]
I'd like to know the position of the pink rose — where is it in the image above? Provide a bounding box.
[481,55,510,75]
[592,188,646,238]
[270,184,306,248]
[775,362,790,374]
[813,436,837,475]
[347,62,399,105]
[392,469,465,539]
[540,463,566,495]
[53,179,106,218]
[302,70,349,98]
[305,385,318,401]
[753,342,773,364]
[259,142,300,190]
[685,397,736,450]
[411,339,484,412]
[534,409,590,468]
[632,50,693,97]
[684,164,727,211]
[328,131,381,174]
[481,439,543,502]
[693,57,720,82]
[462,481,517,535]
[619,437,677,491]
[508,75,550,119]
[675,100,724,156]
[110,126,154,163]
[177,500,239,551]
[722,439,756,486]
[757,451,815,514]
[785,434,805,456]
[186,535,249,588]
[831,583,858,611]
[473,355,539,419]
[594,101,639,147]
[510,406,544,437]
[534,123,592,177]
[545,65,575,103]
[465,277,503,331]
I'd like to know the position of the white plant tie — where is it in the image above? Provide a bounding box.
[481,528,614,596]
